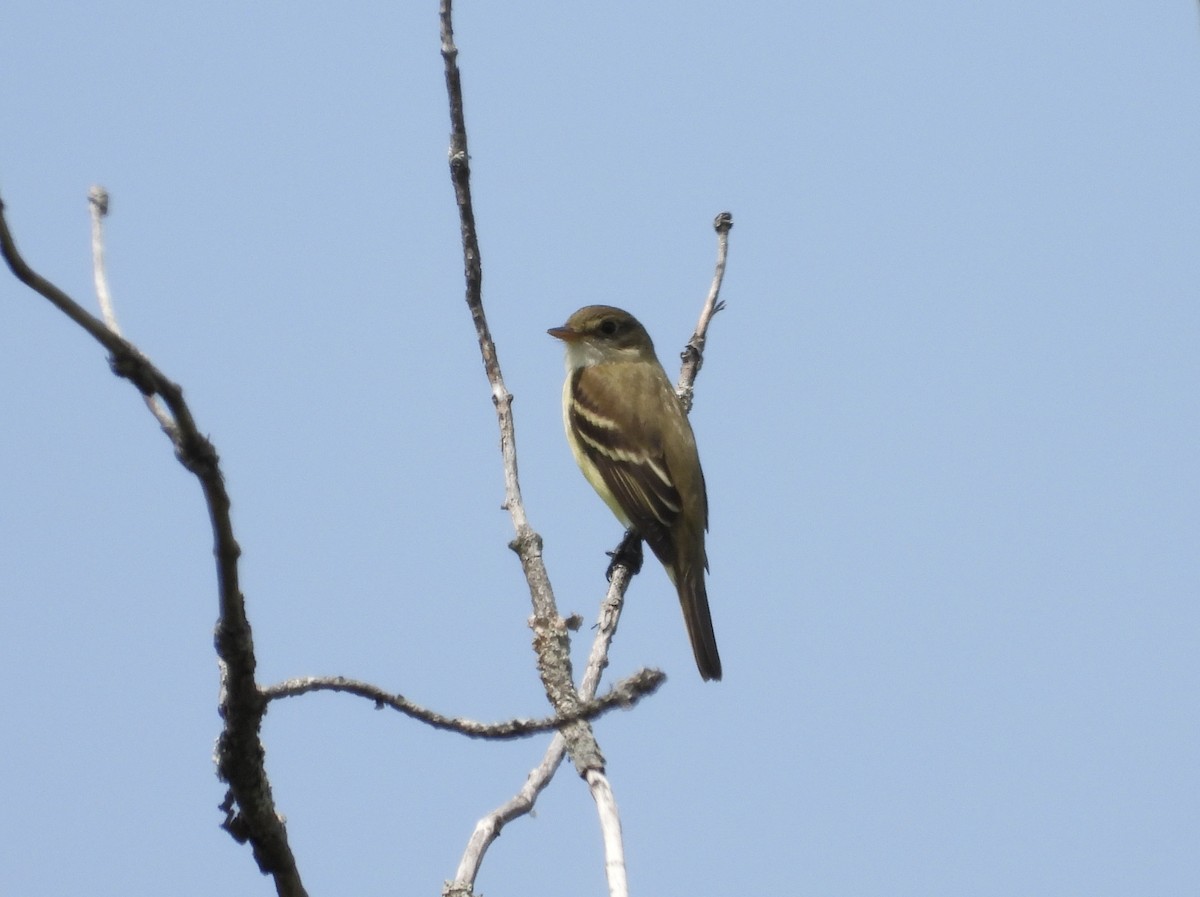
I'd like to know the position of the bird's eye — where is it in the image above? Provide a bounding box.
[599,319,619,336]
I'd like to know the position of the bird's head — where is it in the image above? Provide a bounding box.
[548,305,658,367]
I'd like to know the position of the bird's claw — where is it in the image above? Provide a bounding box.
[605,530,644,581]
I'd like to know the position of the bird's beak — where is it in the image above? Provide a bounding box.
[547,325,581,342]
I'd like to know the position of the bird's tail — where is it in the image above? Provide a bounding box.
[676,568,722,681]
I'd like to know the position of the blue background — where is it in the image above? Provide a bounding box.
[2,2,1197,895]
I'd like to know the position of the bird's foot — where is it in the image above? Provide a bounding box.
[606,530,644,581]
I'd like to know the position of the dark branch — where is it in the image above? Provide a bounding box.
[263,670,665,739]
[0,194,308,897]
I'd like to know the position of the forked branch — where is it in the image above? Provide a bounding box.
[0,194,307,897]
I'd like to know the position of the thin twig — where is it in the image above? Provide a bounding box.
[0,193,308,897]
[677,211,733,411]
[263,671,663,740]
[2,196,135,356]
[88,186,117,332]
[87,186,179,436]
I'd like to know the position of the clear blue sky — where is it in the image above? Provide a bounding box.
[2,2,1197,895]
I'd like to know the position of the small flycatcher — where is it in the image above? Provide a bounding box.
[549,305,721,681]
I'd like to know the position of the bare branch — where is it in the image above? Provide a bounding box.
[586,770,628,897]
[446,573,636,892]
[438,1,633,892]
[87,186,180,436]
[0,193,308,897]
[2,195,133,358]
[439,0,602,756]
[88,186,117,332]
[445,736,566,897]
[263,670,664,740]
[677,211,733,410]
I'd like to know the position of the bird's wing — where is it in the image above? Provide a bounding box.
[568,363,689,563]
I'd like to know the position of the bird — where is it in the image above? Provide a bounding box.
[548,305,721,681]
